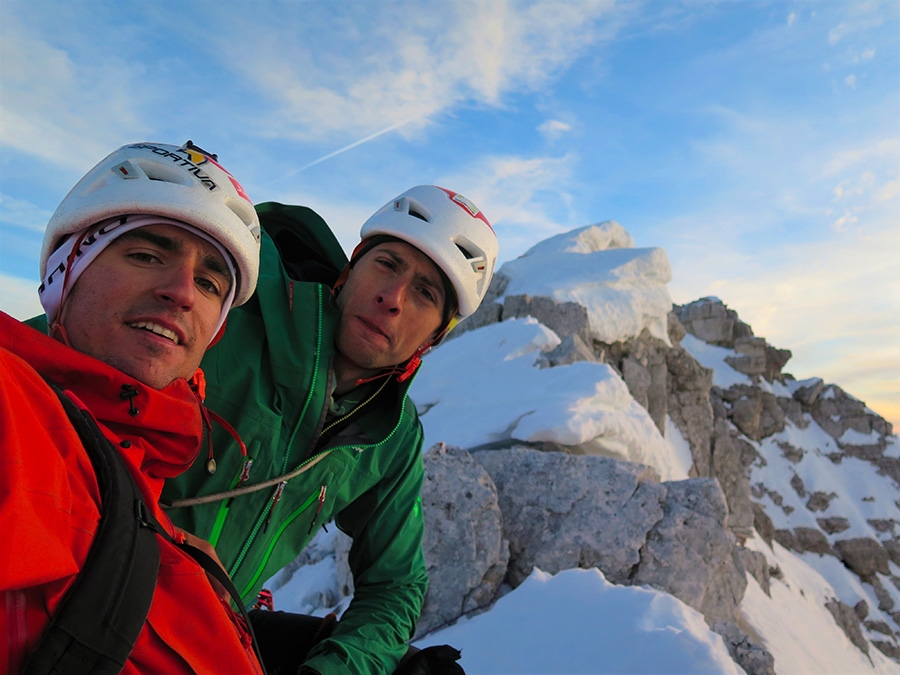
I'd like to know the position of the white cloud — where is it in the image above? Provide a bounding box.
[207,0,621,142]
[787,12,798,28]
[827,3,894,50]
[876,177,900,201]
[0,10,151,173]
[0,274,43,321]
[830,209,858,231]
[0,194,53,232]
[829,23,845,45]
[817,138,899,180]
[537,119,573,141]
[844,74,856,88]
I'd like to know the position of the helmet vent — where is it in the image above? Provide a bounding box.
[133,157,194,187]
[408,208,428,222]
[456,243,473,259]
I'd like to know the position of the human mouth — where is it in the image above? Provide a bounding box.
[358,317,390,342]
[128,320,181,345]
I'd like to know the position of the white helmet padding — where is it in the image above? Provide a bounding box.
[40,141,261,307]
[359,185,498,318]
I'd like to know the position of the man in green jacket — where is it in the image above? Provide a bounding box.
[162,186,499,674]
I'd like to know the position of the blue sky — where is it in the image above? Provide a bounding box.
[1,0,897,426]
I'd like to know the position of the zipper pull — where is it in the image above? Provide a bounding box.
[239,458,254,485]
[263,481,287,533]
[227,458,255,507]
[308,485,328,534]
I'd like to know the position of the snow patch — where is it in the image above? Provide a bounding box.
[680,333,752,389]
[415,568,743,675]
[840,427,882,446]
[412,318,679,480]
[664,415,694,480]
[497,224,673,345]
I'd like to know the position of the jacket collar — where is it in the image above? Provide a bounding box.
[0,311,204,481]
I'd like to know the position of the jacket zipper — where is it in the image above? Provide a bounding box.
[262,481,287,533]
[226,286,416,597]
[234,398,413,600]
[209,457,255,548]
[308,485,328,535]
[228,286,326,582]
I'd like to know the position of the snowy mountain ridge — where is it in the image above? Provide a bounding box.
[269,222,900,674]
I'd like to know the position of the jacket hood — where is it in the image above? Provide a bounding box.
[0,311,204,482]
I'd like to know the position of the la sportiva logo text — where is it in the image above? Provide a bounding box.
[127,143,219,191]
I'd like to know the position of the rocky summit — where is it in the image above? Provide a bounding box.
[269,223,899,674]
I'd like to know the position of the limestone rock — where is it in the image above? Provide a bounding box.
[631,478,747,625]
[773,529,798,552]
[855,599,870,621]
[834,538,891,580]
[503,294,592,344]
[871,576,895,612]
[873,640,900,660]
[666,346,714,477]
[811,385,891,451]
[712,621,776,675]
[724,336,769,379]
[825,598,871,657]
[535,333,596,369]
[739,546,771,596]
[793,377,825,407]
[794,527,835,556]
[776,440,804,463]
[710,418,755,538]
[807,491,838,512]
[776,396,808,429]
[598,330,670,434]
[884,540,900,567]
[473,447,664,587]
[667,310,687,345]
[865,619,895,636]
[818,517,851,535]
[418,444,509,634]
[717,386,786,442]
[673,298,753,348]
[752,503,775,548]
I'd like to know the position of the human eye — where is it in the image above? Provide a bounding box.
[195,276,222,296]
[127,250,162,264]
[417,285,437,305]
[376,256,397,270]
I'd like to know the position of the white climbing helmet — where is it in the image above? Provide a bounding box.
[359,185,498,318]
[40,141,261,306]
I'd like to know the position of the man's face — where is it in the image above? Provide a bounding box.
[335,240,446,377]
[60,223,232,389]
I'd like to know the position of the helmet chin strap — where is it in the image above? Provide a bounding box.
[49,322,73,347]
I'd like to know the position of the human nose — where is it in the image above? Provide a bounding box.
[156,262,197,309]
[376,279,406,315]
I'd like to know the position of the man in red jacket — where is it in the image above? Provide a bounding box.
[0,141,265,674]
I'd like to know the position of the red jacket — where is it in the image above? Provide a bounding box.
[0,312,263,675]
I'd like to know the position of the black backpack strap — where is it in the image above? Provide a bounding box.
[24,381,160,675]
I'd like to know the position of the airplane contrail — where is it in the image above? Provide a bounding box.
[276,118,414,183]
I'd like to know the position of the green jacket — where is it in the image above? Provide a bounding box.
[161,227,429,675]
